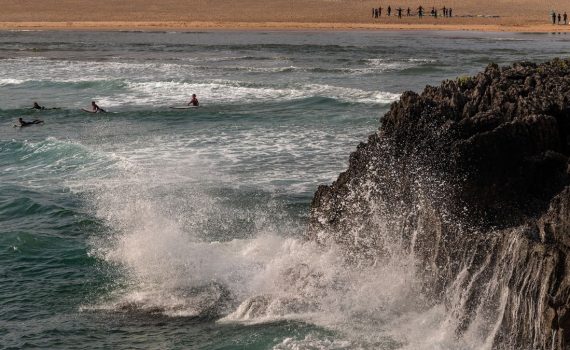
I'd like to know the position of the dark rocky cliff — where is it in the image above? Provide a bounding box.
[308,59,570,348]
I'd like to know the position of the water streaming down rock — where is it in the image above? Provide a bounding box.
[308,59,570,349]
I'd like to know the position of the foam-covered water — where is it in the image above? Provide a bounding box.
[2,30,569,349]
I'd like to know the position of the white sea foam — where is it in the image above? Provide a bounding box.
[0,57,401,107]
[0,56,403,109]
[303,84,400,104]
[0,58,187,85]
[0,78,27,86]
[273,334,355,350]
[364,58,437,70]
[93,80,399,107]
[82,134,488,350]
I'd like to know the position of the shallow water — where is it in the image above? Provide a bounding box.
[1,30,569,349]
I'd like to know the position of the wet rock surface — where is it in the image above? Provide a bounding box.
[308,59,570,348]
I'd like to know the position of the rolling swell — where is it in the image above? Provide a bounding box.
[0,136,118,334]
[0,138,117,181]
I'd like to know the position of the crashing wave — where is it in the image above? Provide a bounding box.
[309,59,570,349]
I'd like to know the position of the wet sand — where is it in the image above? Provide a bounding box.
[0,0,568,32]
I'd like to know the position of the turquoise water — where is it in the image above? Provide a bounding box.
[1,30,569,349]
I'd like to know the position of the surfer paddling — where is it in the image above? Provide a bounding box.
[187,94,199,107]
[31,102,45,110]
[17,117,44,127]
[31,102,60,110]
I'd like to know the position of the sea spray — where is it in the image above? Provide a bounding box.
[85,150,481,348]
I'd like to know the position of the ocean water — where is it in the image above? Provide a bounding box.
[1,30,569,349]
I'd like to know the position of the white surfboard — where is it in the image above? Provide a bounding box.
[169,106,198,109]
[82,109,108,114]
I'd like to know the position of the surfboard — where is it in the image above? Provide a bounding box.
[82,109,107,113]
[169,106,198,109]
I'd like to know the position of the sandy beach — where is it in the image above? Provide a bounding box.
[0,0,569,32]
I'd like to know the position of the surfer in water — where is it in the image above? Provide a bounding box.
[17,117,44,127]
[187,94,199,107]
[32,102,46,110]
[90,101,106,113]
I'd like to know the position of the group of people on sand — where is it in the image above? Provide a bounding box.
[551,11,568,25]
[372,5,452,19]
[16,94,199,127]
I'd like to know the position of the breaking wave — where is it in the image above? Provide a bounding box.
[81,137,486,350]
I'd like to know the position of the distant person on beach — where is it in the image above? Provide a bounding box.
[558,13,562,24]
[449,8,452,17]
[552,12,557,24]
[443,6,447,17]
[418,6,424,18]
[18,117,43,127]
[564,12,568,24]
[387,6,391,16]
[407,7,411,16]
[379,7,382,16]
[188,94,199,106]
[397,8,402,18]
[91,101,106,113]
[32,102,45,110]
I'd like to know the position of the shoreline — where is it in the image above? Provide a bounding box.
[1,21,570,33]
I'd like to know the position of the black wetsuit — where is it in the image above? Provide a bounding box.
[19,120,43,127]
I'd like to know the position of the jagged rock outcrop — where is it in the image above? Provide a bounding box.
[308,59,570,349]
